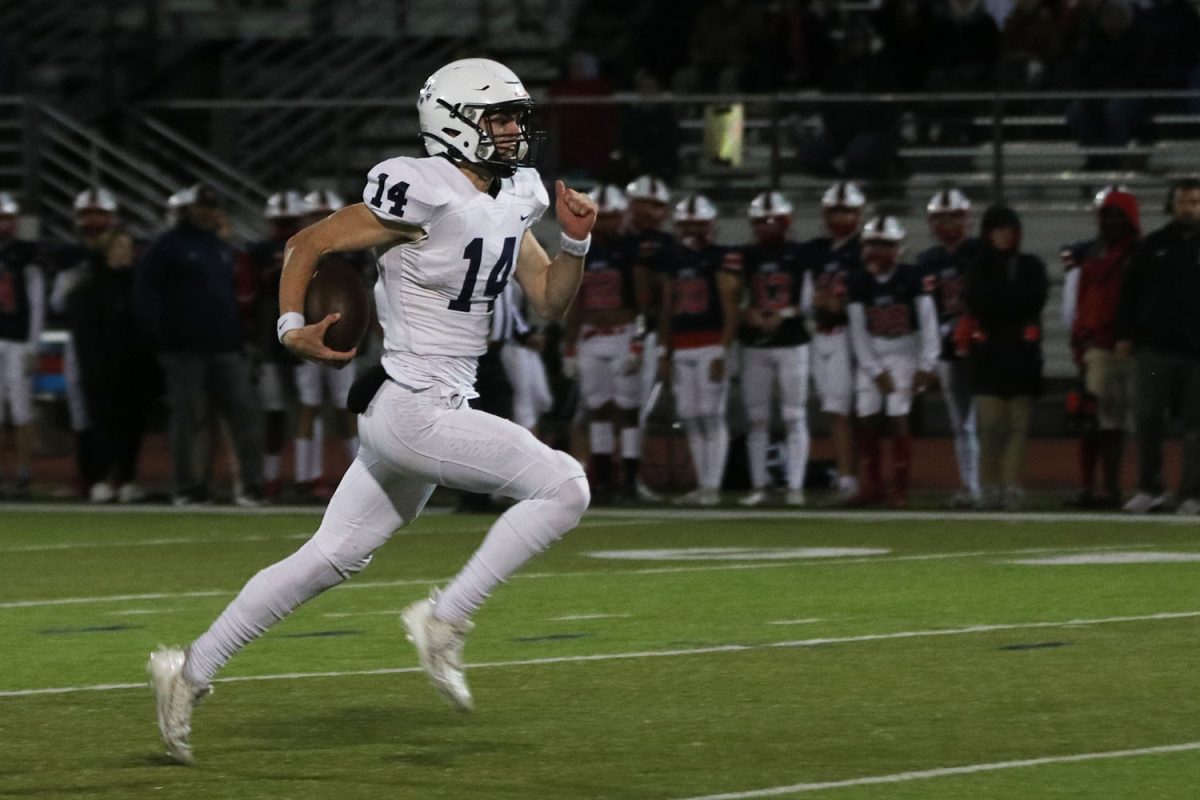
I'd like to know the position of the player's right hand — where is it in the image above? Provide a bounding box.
[874,371,895,393]
[281,313,357,368]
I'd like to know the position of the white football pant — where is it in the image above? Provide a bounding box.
[741,344,811,491]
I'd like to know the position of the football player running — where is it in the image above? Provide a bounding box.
[562,184,644,502]
[734,191,812,507]
[804,182,865,502]
[148,58,596,764]
[657,194,740,506]
[846,217,939,508]
[918,188,981,508]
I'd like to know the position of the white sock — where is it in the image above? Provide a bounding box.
[702,415,728,491]
[294,438,312,484]
[785,417,810,491]
[311,418,325,481]
[185,539,343,686]
[619,426,640,460]
[264,453,280,483]
[746,421,769,490]
[682,418,705,489]
[589,421,614,457]
[435,474,589,623]
[345,436,359,463]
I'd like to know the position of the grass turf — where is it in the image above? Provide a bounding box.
[0,508,1198,799]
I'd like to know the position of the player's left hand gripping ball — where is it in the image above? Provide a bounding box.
[555,180,598,242]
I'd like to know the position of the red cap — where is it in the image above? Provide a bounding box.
[1100,190,1140,234]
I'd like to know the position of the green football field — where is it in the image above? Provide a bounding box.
[1,505,1199,799]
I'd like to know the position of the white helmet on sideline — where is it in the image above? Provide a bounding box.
[820,181,866,209]
[304,189,345,214]
[264,190,307,220]
[673,194,718,222]
[0,192,19,215]
[748,191,794,219]
[73,187,118,213]
[861,215,906,244]
[588,184,629,214]
[625,175,671,204]
[927,187,971,214]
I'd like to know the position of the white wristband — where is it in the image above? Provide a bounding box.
[277,311,306,344]
[560,232,591,258]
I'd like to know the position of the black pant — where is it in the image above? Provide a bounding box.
[1134,348,1200,498]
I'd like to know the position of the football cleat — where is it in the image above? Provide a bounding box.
[738,489,768,507]
[1175,498,1200,516]
[1123,491,1167,514]
[402,591,475,712]
[147,646,211,765]
[784,488,806,507]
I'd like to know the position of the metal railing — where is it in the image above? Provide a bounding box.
[141,88,1200,211]
[3,98,267,241]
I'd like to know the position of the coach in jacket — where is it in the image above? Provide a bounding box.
[964,205,1048,510]
[1114,178,1200,516]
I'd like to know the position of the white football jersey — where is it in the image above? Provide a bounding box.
[362,155,548,395]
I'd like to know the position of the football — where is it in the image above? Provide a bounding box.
[304,255,371,352]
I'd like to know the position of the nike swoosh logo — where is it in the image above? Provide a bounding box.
[520,213,531,220]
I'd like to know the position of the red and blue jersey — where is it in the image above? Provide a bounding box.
[847,263,927,339]
[663,243,736,348]
[735,240,811,347]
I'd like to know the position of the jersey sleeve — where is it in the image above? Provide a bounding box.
[515,169,550,228]
[361,157,445,229]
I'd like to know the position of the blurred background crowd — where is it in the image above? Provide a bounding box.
[0,0,1197,511]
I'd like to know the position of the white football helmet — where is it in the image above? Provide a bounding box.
[1093,184,1128,208]
[820,181,866,209]
[625,175,671,204]
[417,58,544,177]
[588,184,629,214]
[748,191,794,219]
[673,194,718,222]
[304,189,345,214]
[264,190,307,220]
[73,187,118,213]
[926,187,971,214]
[861,215,906,244]
[0,192,18,215]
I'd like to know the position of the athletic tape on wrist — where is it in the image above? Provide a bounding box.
[277,311,306,344]
[560,232,591,257]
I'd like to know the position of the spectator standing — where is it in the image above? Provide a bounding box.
[0,192,44,497]
[1068,188,1140,509]
[60,190,157,504]
[134,185,264,506]
[963,205,1048,510]
[1116,178,1200,516]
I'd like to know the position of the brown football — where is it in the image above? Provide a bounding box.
[304,256,371,352]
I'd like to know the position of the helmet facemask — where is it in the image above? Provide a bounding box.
[425,98,546,178]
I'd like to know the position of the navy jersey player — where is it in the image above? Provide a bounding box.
[846,216,939,508]
[802,181,865,501]
[149,58,598,764]
[656,194,740,506]
[563,184,643,501]
[734,191,812,507]
[917,188,981,507]
[0,193,44,496]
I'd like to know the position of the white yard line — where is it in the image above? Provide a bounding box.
[671,741,1200,799]
[3,502,1199,525]
[2,609,1197,699]
[550,613,632,621]
[0,544,1155,611]
[767,619,824,626]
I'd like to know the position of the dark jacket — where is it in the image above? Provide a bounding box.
[133,221,244,354]
[964,246,1048,397]
[1114,221,1200,359]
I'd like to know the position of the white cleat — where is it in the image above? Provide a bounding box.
[1176,498,1200,516]
[147,646,211,765]
[695,487,721,507]
[784,488,807,507]
[738,489,768,507]
[635,480,663,504]
[1123,491,1167,514]
[402,592,475,712]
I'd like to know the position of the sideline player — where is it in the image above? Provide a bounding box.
[657,194,739,506]
[562,184,642,501]
[735,191,811,507]
[846,217,939,508]
[804,181,865,502]
[918,188,980,507]
[0,192,44,497]
[248,190,308,498]
[148,58,596,764]
[292,189,361,500]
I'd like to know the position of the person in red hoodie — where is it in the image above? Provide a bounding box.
[1070,188,1140,508]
